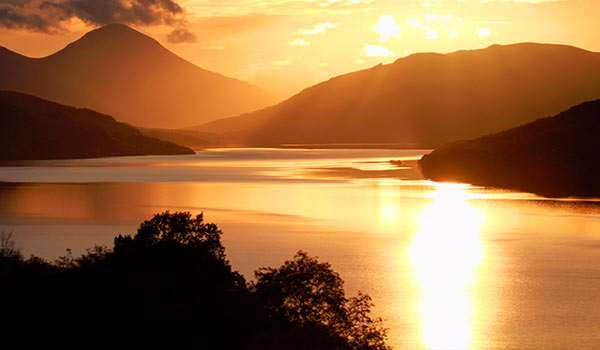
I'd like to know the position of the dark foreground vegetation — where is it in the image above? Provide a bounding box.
[0,90,194,161]
[419,99,600,197]
[0,212,390,349]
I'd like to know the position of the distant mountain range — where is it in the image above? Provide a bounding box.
[197,43,600,148]
[0,91,194,160]
[419,99,600,197]
[0,24,276,129]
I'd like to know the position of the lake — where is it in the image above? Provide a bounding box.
[1,148,599,349]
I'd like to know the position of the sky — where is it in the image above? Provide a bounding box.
[1,0,599,99]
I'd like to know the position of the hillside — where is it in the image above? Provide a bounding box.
[419,100,600,197]
[0,91,194,160]
[0,24,276,129]
[139,128,222,149]
[197,43,600,148]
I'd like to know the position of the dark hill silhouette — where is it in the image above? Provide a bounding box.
[139,127,222,149]
[0,24,276,129]
[419,99,600,198]
[196,43,600,148]
[0,90,194,160]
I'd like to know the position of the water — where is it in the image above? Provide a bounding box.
[1,148,600,349]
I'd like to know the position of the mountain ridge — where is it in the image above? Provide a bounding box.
[195,42,600,148]
[0,23,277,129]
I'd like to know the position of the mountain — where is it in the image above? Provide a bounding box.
[196,43,600,148]
[0,90,194,160]
[0,24,276,129]
[419,99,600,197]
[139,128,222,149]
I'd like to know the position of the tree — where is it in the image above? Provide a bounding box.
[0,213,391,350]
[114,210,226,260]
[0,230,22,261]
[253,251,391,350]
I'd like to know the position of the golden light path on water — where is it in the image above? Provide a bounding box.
[409,183,483,350]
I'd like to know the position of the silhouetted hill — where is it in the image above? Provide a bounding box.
[0,91,194,160]
[419,100,600,197]
[139,128,222,149]
[197,43,600,147]
[0,24,276,128]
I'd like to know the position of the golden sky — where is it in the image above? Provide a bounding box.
[1,0,599,99]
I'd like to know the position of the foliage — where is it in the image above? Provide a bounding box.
[254,251,390,350]
[0,230,22,261]
[114,211,225,259]
[254,251,347,325]
[0,212,390,349]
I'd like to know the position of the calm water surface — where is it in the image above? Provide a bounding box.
[1,148,600,349]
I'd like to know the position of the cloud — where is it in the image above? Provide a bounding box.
[371,14,400,41]
[407,13,474,41]
[290,38,311,46]
[476,28,491,38]
[298,21,338,35]
[0,0,194,39]
[0,3,46,31]
[166,27,197,43]
[425,30,438,40]
[362,44,395,57]
[423,0,441,7]
[233,55,328,99]
[187,0,375,17]
[481,0,564,2]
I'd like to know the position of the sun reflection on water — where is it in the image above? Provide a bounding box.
[410,182,483,350]
[379,190,399,225]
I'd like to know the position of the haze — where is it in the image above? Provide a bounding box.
[1,0,599,99]
[3,1,600,349]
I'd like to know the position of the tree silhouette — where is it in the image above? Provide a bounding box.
[0,212,390,350]
[114,211,226,259]
[254,251,391,350]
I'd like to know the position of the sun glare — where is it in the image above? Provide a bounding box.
[409,182,483,349]
[379,190,399,225]
[372,14,401,41]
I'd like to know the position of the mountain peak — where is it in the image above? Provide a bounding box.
[86,23,144,38]
[60,23,160,54]
[0,23,277,129]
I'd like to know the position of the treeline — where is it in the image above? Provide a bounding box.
[0,212,390,349]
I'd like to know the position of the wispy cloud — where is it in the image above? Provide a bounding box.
[298,21,339,35]
[407,13,474,41]
[290,37,311,46]
[425,30,438,40]
[362,43,395,57]
[187,0,373,16]
[476,28,491,38]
